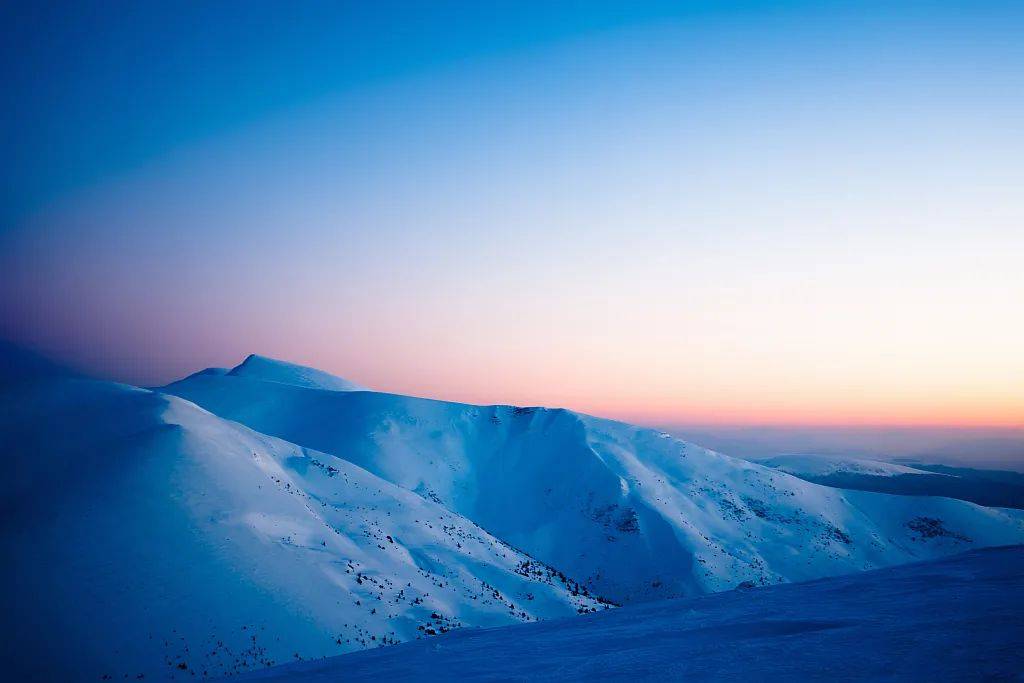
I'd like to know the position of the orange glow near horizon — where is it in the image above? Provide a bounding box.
[354,379,1024,430]
[3,8,1022,431]
[261,336,1024,429]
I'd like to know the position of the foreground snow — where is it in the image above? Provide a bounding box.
[240,545,1024,681]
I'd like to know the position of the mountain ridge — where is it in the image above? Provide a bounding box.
[0,372,609,681]
[162,358,1024,604]
[3,351,1024,680]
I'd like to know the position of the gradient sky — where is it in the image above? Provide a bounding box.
[2,1,1022,428]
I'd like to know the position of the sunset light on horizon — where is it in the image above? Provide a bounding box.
[6,4,1024,679]
[2,1,1022,429]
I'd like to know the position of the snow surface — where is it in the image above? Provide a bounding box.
[758,454,939,478]
[240,544,1024,681]
[164,363,1024,604]
[228,354,366,392]
[4,353,1024,680]
[0,375,605,681]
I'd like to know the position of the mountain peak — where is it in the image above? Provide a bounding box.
[227,353,366,392]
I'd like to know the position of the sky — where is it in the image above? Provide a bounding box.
[2,1,1023,429]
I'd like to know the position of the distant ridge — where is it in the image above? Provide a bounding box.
[227,353,367,392]
[757,454,939,478]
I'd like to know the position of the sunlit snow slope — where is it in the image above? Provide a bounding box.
[4,351,1024,681]
[0,372,606,681]
[164,357,1024,604]
[228,353,368,392]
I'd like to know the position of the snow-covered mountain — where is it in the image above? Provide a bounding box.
[164,356,1024,604]
[756,454,1024,509]
[756,454,940,478]
[4,352,1024,680]
[228,353,368,392]
[0,373,606,681]
[239,544,1024,682]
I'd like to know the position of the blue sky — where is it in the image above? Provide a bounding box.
[2,1,1022,427]
[9,0,1019,224]
[2,0,711,221]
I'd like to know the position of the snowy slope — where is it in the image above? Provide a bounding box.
[0,375,607,681]
[757,454,939,477]
[6,353,1024,680]
[240,544,1024,682]
[229,353,367,391]
[164,358,1024,604]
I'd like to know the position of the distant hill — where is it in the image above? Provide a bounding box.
[756,455,1024,509]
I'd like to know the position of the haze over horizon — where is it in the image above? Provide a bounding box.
[2,1,1022,430]
[5,342,1022,469]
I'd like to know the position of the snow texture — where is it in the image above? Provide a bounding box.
[2,353,1023,680]
[165,358,1024,605]
[228,353,367,392]
[1,375,605,681]
[240,545,1024,682]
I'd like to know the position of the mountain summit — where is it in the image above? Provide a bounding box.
[227,353,367,392]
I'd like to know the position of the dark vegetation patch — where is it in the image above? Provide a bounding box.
[717,498,749,522]
[741,496,801,524]
[309,458,340,477]
[514,560,618,610]
[907,517,971,542]
[823,524,853,545]
[590,503,641,534]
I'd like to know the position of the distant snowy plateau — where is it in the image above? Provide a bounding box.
[2,352,1023,680]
